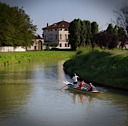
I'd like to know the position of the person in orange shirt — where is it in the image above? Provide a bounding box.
[79,80,87,91]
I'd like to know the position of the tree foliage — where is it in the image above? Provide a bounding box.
[95,24,119,49]
[91,21,98,49]
[0,2,37,47]
[118,27,127,49]
[85,20,91,45]
[69,19,98,50]
[80,20,86,46]
[68,19,81,51]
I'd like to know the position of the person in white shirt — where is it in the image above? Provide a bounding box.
[72,73,79,88]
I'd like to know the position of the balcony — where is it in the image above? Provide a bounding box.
[44,41,59,46]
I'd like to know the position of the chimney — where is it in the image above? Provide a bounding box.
[47,23,48,27]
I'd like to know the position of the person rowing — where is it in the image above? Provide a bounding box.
[79,80,88,91]
[87,83,97,91]
[72,73,79,88]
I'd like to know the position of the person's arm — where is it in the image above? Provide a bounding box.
[92,85,97,91]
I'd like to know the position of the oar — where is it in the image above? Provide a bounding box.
[60,85,67,90]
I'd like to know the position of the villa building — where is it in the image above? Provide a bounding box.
[42,20,71,49]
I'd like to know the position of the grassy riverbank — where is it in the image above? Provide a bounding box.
[63,48,128,90]
[0,51,75,66]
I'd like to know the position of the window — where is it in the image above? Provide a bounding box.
[44,35,46,40]
[59,43,62,47]
[60,34,62,39]
[65,34,68,39]
[65,43,67,47]
[56,34,57,39]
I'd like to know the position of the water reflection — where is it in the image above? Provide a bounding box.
[64,87,128,109]
[0,64,32,118]
[60,87,127,126]
[64,90,100,104]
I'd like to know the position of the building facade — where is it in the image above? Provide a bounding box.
[27,35,45,51]
[42,20,71,49]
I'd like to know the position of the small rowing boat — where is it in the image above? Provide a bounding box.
[63,81,101,94]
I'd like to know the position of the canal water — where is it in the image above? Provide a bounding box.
[0,60,128,126]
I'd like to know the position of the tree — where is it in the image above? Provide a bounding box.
[85,20,91,45]
[95,24,118,49]
[69,19,81,51]
[0,2,37,47]
[106,24,113,33]
[118,27,127,49]
[91,21,98,50]
[69,18,99,50]
[80,20,86,47]
[105,24,118,49]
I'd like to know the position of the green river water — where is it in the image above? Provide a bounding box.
[0,60,128,126]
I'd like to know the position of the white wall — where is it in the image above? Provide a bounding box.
[0,46,26,52]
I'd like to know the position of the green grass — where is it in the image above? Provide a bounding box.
[63,48,128,90]
[0,51,75,66]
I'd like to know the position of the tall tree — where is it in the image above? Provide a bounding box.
[106,24,119,49]
[118,27,127,49]
[85,20,91,45]
[80,20,86,47]
[0,2,37,47]
[106,23,113,33]
[69,19,81,51]
[69,19,99,50]
[91,21,98,49]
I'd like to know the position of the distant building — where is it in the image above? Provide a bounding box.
[27,35,45,51]
[42,20,71,49]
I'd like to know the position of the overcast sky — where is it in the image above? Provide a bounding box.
[0,0,126,36]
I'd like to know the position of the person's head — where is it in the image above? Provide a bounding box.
[89,83,92,86]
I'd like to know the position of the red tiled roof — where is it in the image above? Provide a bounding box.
[34,35,43,39]
[42,20,70,30]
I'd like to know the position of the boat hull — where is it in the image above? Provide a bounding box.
[63,81,101,94]
[67,85,100,94]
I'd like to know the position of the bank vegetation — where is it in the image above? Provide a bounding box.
[63,48,128,90]
[0,51,74,66]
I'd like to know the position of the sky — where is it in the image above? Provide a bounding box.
[0,0,126,36]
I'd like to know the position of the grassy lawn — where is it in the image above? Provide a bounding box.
[0,50,75,66]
